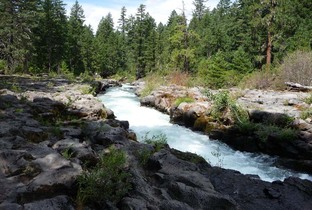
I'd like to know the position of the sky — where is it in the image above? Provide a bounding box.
[64,0,220,32]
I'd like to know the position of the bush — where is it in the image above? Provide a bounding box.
[206,90,248,123]
[279,50,312,86]
[239,70,277,89]
[255,124,298,142]
[77,146,132,205]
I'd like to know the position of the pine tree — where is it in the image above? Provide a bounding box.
[117,6,128,72]
[95,13,119,77]
[81,25,96,73]
[0,0,39,72]
[67,0,85,75]
[33,0,67,72]
[168,3,197,72]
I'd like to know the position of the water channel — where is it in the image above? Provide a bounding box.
[98,84,312,182]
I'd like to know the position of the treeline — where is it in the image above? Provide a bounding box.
[0,0,311,87]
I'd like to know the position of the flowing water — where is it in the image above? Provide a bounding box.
[98,84,312,182]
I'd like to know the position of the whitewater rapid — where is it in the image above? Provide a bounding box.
[98,84,312,182]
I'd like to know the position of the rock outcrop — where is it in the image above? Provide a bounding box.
[1,75,311,209]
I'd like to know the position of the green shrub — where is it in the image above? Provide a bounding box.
[142,132,168,152]
[206,90,248,123]
[77,146,132,205]
[61,146,74,160]
[0,60,6,71]
[174,96,195,106]
[235,120,259,135]
[300,108,312,119]
[137,148,153,166]
[304,94,312,105]
[255,124,298,142]
[80,85,96,95]
[79,71,94,83]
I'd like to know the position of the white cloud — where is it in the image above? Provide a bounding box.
[65,0,220,32]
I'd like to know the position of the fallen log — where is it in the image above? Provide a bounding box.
[285,82,312,92]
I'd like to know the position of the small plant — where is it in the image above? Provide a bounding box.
[15,108,23,113]
[304,94,312,105]
[211,147,224,167]
[20,94,28,103]
[142,132,168,152]
[77,146,132,205]
[62,146,74,160]
[137,148,153,166]
[51,126,63,138]
[47,81,54,88]
[65,95,77,107]
[300,108,312,119]
[174,96,195,106]
[11,83,22,93]
[80,85,96,95]
[235,120,258,135]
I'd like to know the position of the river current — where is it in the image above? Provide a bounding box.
[98,84,312,182]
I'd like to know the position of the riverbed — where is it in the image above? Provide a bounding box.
[98,84,312,182]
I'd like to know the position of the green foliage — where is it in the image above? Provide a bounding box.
[0,60,7,71]
[235,118,298,142]
[51,126,63,138]
[137,148,153,166]
[11,83,22,93]
[77,146,132,205]
[300,108,312,120]
[304,94,312,105]
[206,90,248,123]
[255,124,298,142]
[79,71,94,83]
[61,146,74,160]
[174,96,195,106]
[60,62,76,81]
[1,0,310,89]
[80,85,96,95]
[136,132,168,167]
[142,132,168,152]
[234,120,259,135]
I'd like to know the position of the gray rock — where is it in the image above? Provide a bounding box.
[0,150,33,177]
[23,195,74,210]
[0,203,22,210]
[21,126,48,143]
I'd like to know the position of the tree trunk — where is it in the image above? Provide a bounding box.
[266,30,272,71]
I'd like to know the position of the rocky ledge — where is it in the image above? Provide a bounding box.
[0,76,311,209]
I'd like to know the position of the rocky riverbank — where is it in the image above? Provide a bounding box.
[138,83,312,174]
[1,75,311,209]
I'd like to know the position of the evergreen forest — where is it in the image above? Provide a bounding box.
[0,0,311,88]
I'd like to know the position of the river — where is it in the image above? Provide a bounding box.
[98,84,312,182]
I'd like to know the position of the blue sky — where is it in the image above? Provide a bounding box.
[65,0,220,32]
